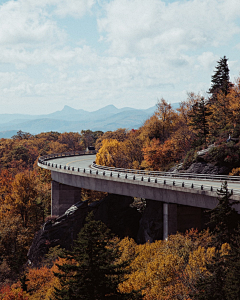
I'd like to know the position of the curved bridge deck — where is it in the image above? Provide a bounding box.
[38,152,240,239]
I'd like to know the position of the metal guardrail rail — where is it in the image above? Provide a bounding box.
[91,162,240,182]
[38,150,96,163]
[38,152,240,197]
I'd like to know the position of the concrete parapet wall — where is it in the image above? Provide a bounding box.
[51,170,221,210]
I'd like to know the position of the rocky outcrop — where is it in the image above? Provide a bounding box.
[185,162,229,175]
[27,200,89,266]
[28,194,141,266]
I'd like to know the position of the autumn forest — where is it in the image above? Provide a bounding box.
[1,57,240,299]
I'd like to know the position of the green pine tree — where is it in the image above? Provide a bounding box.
[223,229,240,300]
[53,211,142,300]
[192,182,240,300]
[208,181,239,249]
[193,251,227,300]
[208,56,232,101]
[188,96,210,146]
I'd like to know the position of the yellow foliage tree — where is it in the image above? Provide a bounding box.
[11,171,38,228]
[118,231,214,300]
[96,139,123,167]
[96,137,143,169]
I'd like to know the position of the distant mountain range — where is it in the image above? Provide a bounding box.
[0,103,180,138]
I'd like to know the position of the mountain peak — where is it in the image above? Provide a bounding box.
[62,105,77,112]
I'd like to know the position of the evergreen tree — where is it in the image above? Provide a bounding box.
[193,251,227,300]
[192,182,240,300]
[208,56,232,101]
[207,181,239,249]
[188,96,210,146]
[224,234,240,300]
[53,212,142,300]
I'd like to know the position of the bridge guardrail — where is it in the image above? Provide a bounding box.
[91,163,240,182]
[38,152,240,197]
[38,150,96,164]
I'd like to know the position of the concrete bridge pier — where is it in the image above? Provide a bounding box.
[51,181,82,216]
[163,203,178,240]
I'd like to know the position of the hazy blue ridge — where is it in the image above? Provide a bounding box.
[0,103,179,138]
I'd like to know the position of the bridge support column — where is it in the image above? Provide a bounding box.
[163,203,177,240]
[51,181,82,216]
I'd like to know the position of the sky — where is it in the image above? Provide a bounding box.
[0,0,240,115]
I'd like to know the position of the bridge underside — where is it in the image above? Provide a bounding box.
[51,173,209,239]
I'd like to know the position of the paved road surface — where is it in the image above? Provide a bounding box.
[45,155,240,195]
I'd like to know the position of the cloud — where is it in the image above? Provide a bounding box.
[0,0,240,114]
[51,0,96,18]
[197,52,219,70]
[0,0,65,47]
[0,0,96,48]
[98,0,240,56]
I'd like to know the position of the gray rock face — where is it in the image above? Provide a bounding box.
[27,201,89,266]
[28,194,141,266]
[186,162,229,175]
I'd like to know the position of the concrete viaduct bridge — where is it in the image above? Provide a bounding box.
[38,151,240,239]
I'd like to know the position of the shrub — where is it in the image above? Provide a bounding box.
[229,167,240,176]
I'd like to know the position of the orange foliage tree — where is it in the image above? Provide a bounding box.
[0,282,28,300]
[143,138,178,170]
